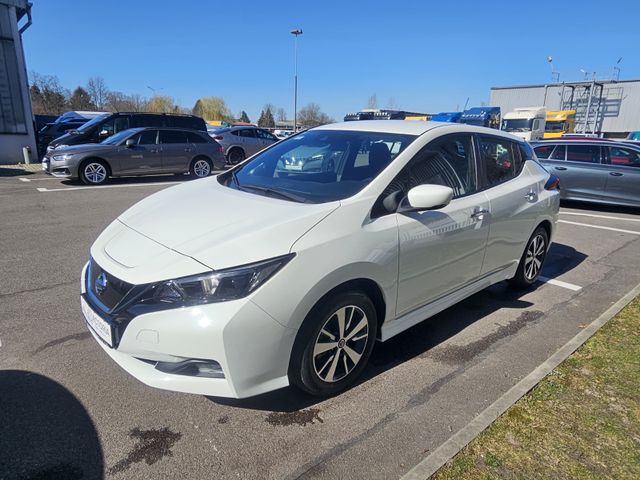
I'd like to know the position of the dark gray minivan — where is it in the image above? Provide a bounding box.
[46,112,207,153]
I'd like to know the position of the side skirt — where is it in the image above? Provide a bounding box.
[380,266,516,342]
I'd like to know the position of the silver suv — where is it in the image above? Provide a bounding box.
[43,127,226,185]
[210,126,279,164]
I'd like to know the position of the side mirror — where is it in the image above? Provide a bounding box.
[403,184,453,211]
[125,139,135,148]
[99,130,109,137]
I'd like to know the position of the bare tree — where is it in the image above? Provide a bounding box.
[275,107,287,122]
[87,76,109,109]
[297,103,335,128]
[29,72,69,115]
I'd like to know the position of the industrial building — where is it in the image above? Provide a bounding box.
[490,79,640,138]
[0,0,35,165]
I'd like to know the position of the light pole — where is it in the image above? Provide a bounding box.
[291,29,302,132]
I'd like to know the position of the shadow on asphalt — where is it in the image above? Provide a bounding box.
[208,242,587,413]
[0,167,36,177]
[58,169,230,187]
[0,370,104,480]
[561,199,640,215]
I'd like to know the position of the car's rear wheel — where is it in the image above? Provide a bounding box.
[80,160,109,185]
[509,226,549,289]
[190,157,212,178]
[290,291,377,396]
[227,148,245,165]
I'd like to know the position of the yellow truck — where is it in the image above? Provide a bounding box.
[543,110,576,138]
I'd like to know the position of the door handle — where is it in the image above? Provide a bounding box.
[149,149,159,153]
[609,171,623,177]
[184,148,193,152]
[555,166,567,171]
[471,208,490,219]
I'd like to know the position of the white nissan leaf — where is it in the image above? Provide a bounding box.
[81,121,560,398]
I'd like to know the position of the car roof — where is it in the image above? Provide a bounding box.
[313,120,525,141]
[531,139,640,150]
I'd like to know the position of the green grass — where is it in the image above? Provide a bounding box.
[433,297,640,480]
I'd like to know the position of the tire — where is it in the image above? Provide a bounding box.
[190,157,212,179]
[509,226,549,289]
[289,291,377,396]
[80,159,109,185]
[227,148,245,165]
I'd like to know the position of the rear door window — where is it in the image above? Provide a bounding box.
[160,130,188,144]
[185,132,209,143]
[606,146,640,167]
[239,129,256,138]
[566,145,601,163]
[478,136,520,187]
[550,145,566,160]
[533,144,554,159]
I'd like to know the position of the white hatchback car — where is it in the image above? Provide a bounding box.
[81,121,560,398]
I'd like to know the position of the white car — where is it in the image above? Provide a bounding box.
[81,120,560,398]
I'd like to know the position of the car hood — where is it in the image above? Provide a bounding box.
[114,177,340,271]
[52,143,116,155]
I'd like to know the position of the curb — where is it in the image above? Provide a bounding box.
[401,280,640,480]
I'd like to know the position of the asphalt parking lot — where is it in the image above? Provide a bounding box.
[1,171,639,480]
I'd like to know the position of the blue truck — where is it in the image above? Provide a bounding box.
[459,107,501,129]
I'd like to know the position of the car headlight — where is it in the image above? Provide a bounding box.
[52,153,73,162]
[139,253,294,306]
[54,144,68,150]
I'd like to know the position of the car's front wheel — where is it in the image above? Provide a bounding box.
[509,226,549,289]
[80,159,109,185]
[290,291,377,396]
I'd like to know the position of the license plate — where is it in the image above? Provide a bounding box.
[81,296,113,347]
[285,164,303,171]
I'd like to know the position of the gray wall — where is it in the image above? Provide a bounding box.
[0,0,36,165]
[490,80,640,136]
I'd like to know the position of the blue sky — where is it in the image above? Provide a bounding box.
[23,0,640,122]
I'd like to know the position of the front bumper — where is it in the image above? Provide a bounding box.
[42,155,76,178]
[80,262,296,398]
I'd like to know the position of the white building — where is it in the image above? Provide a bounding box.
[490,79,640,138]
[0,0,35,165]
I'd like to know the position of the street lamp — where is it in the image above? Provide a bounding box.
[291,28,303,132]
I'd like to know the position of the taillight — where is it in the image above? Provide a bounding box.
[213,135,224,141]
[544,174,560,190]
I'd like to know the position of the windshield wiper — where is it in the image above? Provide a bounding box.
[239,184,309,203]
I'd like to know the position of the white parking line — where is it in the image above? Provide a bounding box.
[538,276,582,291]
[18,177,30,182]
[559,219,640,236]
[560,211,640,223]
[37,181,183,192]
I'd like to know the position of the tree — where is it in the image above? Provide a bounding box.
[275,107,287,122]
[366,93,378,109]
[258,105,275,128]
[105,91,147,112]
[297,103,335,128]
[192,96,232,121]
[147,95,179,113]
[87,76,108,109]
[29,72,69,115]
[68,87,96,111]
[238,110,250,123]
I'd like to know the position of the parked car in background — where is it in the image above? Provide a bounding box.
[532,139,640,207]
[47,112,207,153]
[80,120,559,399]
[43,127,225,185]
[273,129,294,140]
[209,125,279,164]
[37,119,89,158]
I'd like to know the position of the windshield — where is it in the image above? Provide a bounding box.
[100,129,135,145]
[501,118,533,132]
[75,113,111,133]
[545,121,565,132]
[228,129,417,203]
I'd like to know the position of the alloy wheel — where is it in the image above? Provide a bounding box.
[312,305,369,383]
[193,159,211,177]
[524,234,546,280]
[84,163,107,184]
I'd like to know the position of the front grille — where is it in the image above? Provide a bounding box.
[88,259,134,312]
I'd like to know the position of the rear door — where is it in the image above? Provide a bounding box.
[159,130,191,172]
[238,128,261,156]
[548,144,608,201]
[115,130,162,174]
[478,135,542,275]
[602,145,640,206]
